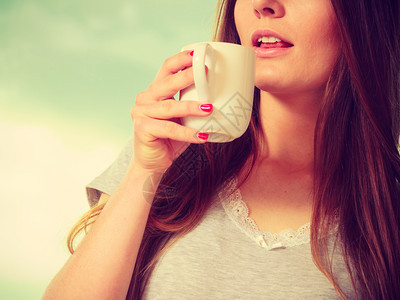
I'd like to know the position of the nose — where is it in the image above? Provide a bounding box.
[252,0,285,18]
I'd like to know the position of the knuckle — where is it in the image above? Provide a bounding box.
[185,127,199,141]
[181,101,199,115]
[163,121,177,132]
[147,83,157,94]
[160,100,175,113]
[180,101,193,113]
[133,117,146,131]
[163,56,174,69]
[178,124,194,139]
[190,102,200,114]
[135,91,146,105]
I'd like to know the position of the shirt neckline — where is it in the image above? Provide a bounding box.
[218,176,311,251]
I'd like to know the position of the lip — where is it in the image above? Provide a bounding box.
[251,29,294,58]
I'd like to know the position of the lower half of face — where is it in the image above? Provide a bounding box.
[234,0,341,96]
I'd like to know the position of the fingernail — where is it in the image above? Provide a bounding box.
[199,104,213,112]
[197,132,209,141]
[189,50,194,56]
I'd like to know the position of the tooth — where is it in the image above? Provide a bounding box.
[259,36,282,43]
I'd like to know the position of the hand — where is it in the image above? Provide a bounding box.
[130,50,212,174]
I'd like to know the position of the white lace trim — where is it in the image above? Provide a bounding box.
[219,177,311,251]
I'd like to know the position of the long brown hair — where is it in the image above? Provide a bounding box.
[312,0,400,298]
[68,0,400,298]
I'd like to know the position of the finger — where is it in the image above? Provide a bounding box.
[134,117,209,144]
[132,100,213,119]
[155,50,193,80]
[149,66,196,100]
[136,64,195,105]
[151,64,209,101]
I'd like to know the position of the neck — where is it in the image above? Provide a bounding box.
[256,89,322,172]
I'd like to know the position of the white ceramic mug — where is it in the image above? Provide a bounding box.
[179,42,255,143]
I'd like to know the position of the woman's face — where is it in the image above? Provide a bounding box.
[234,0,340,95]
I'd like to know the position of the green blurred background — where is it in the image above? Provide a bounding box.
[0,1,216,298]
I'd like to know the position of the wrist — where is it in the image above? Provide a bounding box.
[124,165,166,205]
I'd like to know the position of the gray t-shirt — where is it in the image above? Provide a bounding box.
[86,140,357,299]
[86,138,134,207]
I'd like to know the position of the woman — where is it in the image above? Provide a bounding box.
[43,0,400,299]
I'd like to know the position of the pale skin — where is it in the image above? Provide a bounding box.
[235,0,340,232]
[43,0,340,298]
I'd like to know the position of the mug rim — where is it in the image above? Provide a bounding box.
[182,41,254,54]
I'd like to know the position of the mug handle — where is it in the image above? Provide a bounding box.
[192,43,210,101]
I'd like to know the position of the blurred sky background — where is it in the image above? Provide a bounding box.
[0,1,216,298]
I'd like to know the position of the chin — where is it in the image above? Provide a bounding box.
[255,79,286,93]
[254,68,287,91]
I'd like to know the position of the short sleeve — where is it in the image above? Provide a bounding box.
[86,137,133,207]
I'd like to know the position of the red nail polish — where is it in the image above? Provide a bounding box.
[199,104,213,112]
[189,50,194,56]
[197,132,209,141]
